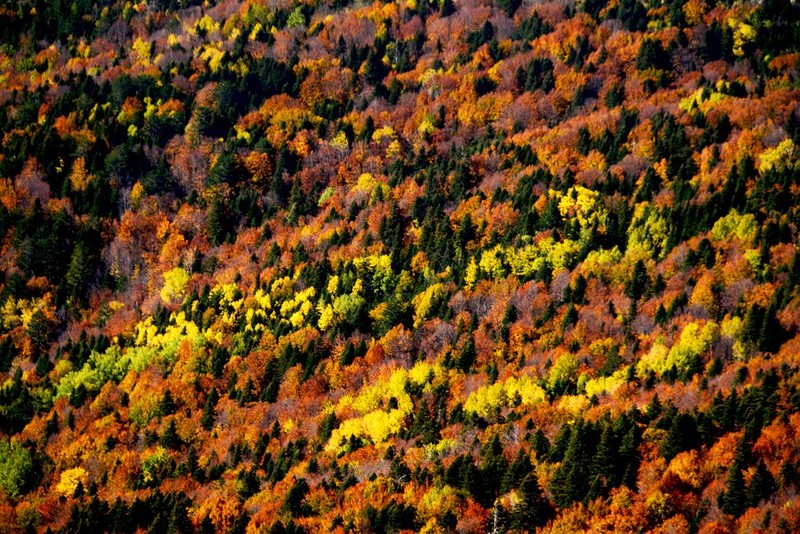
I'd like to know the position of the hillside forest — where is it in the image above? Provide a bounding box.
[1,0,800,532]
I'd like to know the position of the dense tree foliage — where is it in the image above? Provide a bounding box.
[0,0,799,531]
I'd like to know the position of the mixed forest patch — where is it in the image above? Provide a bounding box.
[0,0,800,532]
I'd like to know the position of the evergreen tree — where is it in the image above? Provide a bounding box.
[236,467,260,501]
[748,459,776,507]
[27,309,50,357]
[615,0,647,32]
[636,38,669,71]
[550,422,591,507]
[439,0,455,17]
[719,460,747,516]
[531,429,550,460]
[479,434,508,507]
[66,241,93,302]
[561,303,578,329]
[497,0,522,17]
[589,424,615,497]
[618,424,639,489]
[502,450,532,493]
[660,412,699,461]
[511,473,553,531]
[281,477,310,517]
[207,197,232,246]
[211,346,230,379]
[625,260,649,301]
[455,338,476,373]
[200,387,219,431]
[159,390,177,416]
[160,419,181,449]
[719,437,751,516]
[779,460,798,488]
[410,400,439,445]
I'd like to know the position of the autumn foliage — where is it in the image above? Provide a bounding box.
[0,0,799,532]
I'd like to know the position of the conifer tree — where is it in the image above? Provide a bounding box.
[511,473,553,530]
[719,460,747,516]
[748,460,776,507]
[160,419,181,449]
[200,387,219,431]
[550,422,591,507]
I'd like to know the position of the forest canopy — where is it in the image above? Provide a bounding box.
[0,0,799,532]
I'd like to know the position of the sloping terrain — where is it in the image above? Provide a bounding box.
[0,0,800,532]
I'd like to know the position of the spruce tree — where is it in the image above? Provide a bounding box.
[550,422,590,507]
[719,461,747,516]
[502,450,532,493]
[531,429,550,459]
[590,424,615,496]
[748,460,776,507]
[660,412,699,461]
[158,390,177,416]
[719,438,751,516]
[281,477,310,517]
[206,197,231,246]
[160,419,181,449]
[636,38,669,71]
[511,473,553,531]
[479,434,508,507]
[66,241,92,301]
[200,387,219,431]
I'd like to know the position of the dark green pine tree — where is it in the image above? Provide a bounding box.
[645,394,662,421]
[625,260,649,301]
[531,429,550,460]
[455,338,476,373]
[588,424,615,499]
[550,422,590,508]
[200,387,219,431]
[27,309,50,357]
[720,389,739,432]
[211,346,230,379]
[511,473,553,531]
[561,303,578,329]
[206,196,231,246]
[497,0,522,17]
[159,390,177,416]
[287,177,304,225]
[779,459,798,488]
[788,250,800,292]
[236,467,261,501]
[502,450,532,493]
[748,459,776,507]
[166,493,193,534]
[109,498,132,533]
[743,304,764,347]
[363,48,386,85]
[439,0,455,17]
[618,425,639,489]
[660,412,699,461]
[635,167,661,202]
[757,301,782,353]
[65,241,93,302]
[410,400,439,445]
[615,0,648,32]
[160,419,181,449]
[636,38,669,71]
[549,425,571,463]
[719,438,751,517]
[479,434,508,507]
[719,460,747,517]
[281,477,310,517]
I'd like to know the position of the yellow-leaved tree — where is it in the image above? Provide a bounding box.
[56,467,89,497]
[160,267,189,304]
